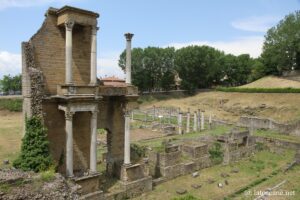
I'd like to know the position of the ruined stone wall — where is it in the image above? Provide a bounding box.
[22,42,45,129]
[238,116,300,136]
[98,96,126,178]
[29,11,92,95]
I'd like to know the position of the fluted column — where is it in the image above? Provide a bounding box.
[178,112,182,134]
[124,111,131,165]
[90,26,98,85]
[90,110,98,173]
[124,33,134,84]
[65,111,74,177]
[65,20,75,85]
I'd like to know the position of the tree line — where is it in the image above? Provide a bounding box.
[119,10,300,93]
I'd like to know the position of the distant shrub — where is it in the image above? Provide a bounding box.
[13,116,52,172]
[130,143,146,162]
[216,87,300,93]
[0,99,22,112]
[209,142,223,165]
[40,167,56,182]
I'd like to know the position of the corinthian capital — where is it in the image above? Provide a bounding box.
[65,20,75,31]
[65,111,75,120]
[124,33,134,41]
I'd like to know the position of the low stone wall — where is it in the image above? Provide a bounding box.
[238,116,300,136]
[254,136,300,151]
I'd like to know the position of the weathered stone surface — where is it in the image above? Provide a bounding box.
[176,189,187,195]
[191,184,201,189]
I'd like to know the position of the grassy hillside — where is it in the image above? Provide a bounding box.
[140,91,300,123]
[239,76,300,88]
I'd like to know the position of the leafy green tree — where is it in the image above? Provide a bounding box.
[119,47,175,91]
[261,11,300,75]
[13,117,52,172]
[0,74,21,94]
[175,45,223,92]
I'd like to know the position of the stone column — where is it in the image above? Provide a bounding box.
[124,33,134,84]
[209,114,212,129]
[90,111,98,173]
[193,111,197,132]
[201,111,205,130]
[124,111,131,165]
[65,111,74,177]
[65,20,75,85]
[178,112,182,134]
[197,109,201,131]
[186,109,190,133]
[90,26,98,85]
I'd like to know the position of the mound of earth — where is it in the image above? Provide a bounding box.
[0,169,80,200]
[239,76,300,88]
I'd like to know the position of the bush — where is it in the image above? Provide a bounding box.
[216,87,300,93]
[13,116,52,172]
[130,143,146,162]
[0,99,22,112]
[40,167,56,182]
[209,142,223,165]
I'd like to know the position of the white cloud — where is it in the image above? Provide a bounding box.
[165,36,264,58]
[0,0,75,10]
[97,52,125,79]
[231,16,280,32]
[0,51,21,78]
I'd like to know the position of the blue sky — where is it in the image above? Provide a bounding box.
[0,0,299,78]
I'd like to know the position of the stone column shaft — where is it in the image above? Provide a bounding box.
[124,112,131,165]
[90,111,98,173]
[65,111,74,177]
[65,20,74,85]
[201,111,205,130]
[186,111,190,133]
[90,26,98,85]
[124,33,134,84]
[193,112,197,132]
[178,112,182,134]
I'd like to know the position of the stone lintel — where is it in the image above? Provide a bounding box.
[58,103,98,113]
[56,6,99,27]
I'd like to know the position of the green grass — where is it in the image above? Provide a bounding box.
[216,87,300,93]
[253,129,300,144]
[0,99,22,112]
[40,167,56,182]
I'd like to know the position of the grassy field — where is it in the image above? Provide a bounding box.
[0,110,22,168]
[133,150,296,200]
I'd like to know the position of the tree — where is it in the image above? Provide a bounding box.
[0,74,22,94]
[119,47,175,92]
[175,45,223,92]
[261,11,300,75]
[13,117,52,172]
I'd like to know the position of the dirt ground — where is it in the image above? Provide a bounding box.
[141,91,300,123]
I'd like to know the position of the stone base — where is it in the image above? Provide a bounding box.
[121,176,152,199]
[74,173,100,195]
[120,163,145,182]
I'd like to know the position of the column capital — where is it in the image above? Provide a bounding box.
[124,33,134,41]
[91,26,99,35]
[65,111,75,120]
[65,20,75,31]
